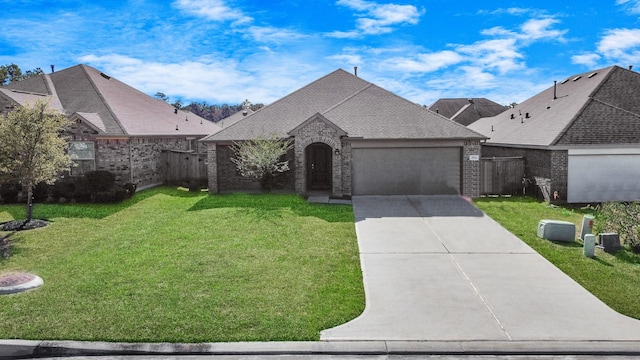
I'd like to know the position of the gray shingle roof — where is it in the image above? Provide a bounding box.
[429,98,508,126]
[2,64,220,137]
[203,69,486,142]
[468,65,640,147]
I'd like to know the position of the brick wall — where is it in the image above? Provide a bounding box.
[341,142,353,196]
[129,137,191,188]
[462,140,481,198]
[210,144,295,193]
[293,117,344,196]
[95,139,131,183]
[207,143,218,193]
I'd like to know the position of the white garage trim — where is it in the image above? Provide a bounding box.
[568,148,640,203]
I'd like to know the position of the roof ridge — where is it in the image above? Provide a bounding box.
[450,103,472,120]
[591,96,640,118]
[549,65,619,145]
[253,69,352,115]
[321,83,374,114]
[79,64,128,135]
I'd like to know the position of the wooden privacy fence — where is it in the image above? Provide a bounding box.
[163,150,207,184]
[480,157,525,195]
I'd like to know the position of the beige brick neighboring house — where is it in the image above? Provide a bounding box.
[0,64,221,189]
[469,65,640,203]
[202,69,487,198]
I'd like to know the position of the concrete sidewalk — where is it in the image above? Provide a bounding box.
[321,195,640,341]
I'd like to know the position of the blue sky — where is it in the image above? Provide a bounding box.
[2,0,640,106]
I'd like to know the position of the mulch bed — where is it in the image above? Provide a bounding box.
[0,219,49,231]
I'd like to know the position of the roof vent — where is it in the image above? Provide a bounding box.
[629,65,634,71]
[588,72,598,78]
[572,75,582,82]
[510,114,515,119]
[100,72,111,80]
[560,78,570,84]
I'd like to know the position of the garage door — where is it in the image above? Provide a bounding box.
[568,149,640,203]
[352,147,461,195]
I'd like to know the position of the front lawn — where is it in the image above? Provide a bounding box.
[475,197,640,320]
[0,188,364,342]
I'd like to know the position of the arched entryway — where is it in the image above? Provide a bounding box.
[305,143,332,190]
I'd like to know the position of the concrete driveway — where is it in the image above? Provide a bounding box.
[321,195,640,341]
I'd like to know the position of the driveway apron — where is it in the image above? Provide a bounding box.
[320,195,640,341]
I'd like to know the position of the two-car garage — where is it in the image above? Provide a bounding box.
[567,148,640,203]
[350,144,462,195]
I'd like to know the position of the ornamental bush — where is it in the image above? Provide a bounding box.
[596,202,640,253]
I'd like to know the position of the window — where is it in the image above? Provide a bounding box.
[69,141,95,176]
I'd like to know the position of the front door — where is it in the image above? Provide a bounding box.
[306,143,332,190]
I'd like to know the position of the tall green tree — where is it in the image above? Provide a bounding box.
[0,64,44,85]
[230,134,294,191]
[0,100,72,221]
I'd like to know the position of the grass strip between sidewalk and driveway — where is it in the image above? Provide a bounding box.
[0,187,364,342]
[474,196,640,320]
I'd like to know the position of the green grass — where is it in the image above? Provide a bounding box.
[0,187,364,342]
[474,196,640,320]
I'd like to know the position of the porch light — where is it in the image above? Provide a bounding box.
[335,148,340,155]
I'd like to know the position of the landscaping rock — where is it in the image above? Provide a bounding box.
[0,219,49,231]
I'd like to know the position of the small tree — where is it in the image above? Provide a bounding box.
[230,134,294,191]
[0,100,72,221]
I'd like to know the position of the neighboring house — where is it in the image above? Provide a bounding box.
[429,98,508,126]
[202,69,487,197]
[469,65,640,203]
[0,64,220,189]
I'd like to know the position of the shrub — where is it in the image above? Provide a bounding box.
[52,180,76,201]
[123,183,137,198]
[84,170,116,192]
[596,202,640,253]
[72,178,93,203]
[0,183,20,203]
[32,181,50,202]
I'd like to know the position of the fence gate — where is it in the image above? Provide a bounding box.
[163,150,207,184]
[480,157,525,195]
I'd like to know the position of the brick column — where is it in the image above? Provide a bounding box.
[462,140,481,198]
[207,143,218,194]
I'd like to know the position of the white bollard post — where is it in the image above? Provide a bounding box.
[584,234,596,258]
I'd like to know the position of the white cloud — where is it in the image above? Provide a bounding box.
[331,0,423,37]
[173,0,252,24]
[381,50,464,73]
[571,53,602,67]
[456,38,524,74]
[326,54,363,66]
[482,18,567,43]
[617,0,640,14]
[78,53,327,104]
[244,26,309,43]
[573,28,640,67]
[519,18,567,42]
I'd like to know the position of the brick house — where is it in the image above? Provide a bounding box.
[469,65,640,203]
[429,98,508,126]
[0,64,220,189]
[202,69,487,197]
